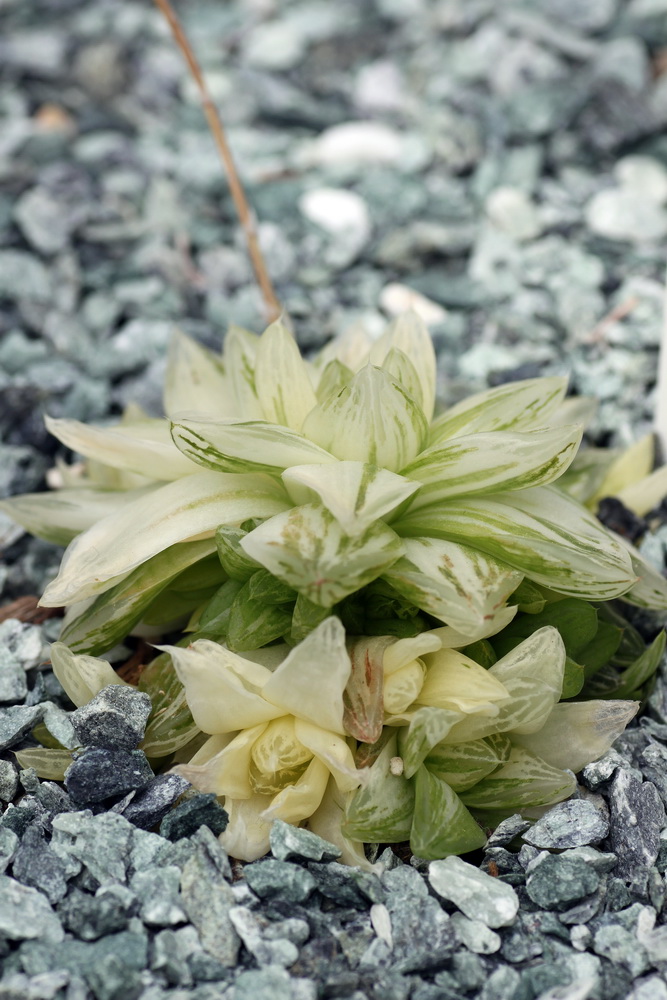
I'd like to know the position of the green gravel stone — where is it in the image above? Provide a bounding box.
[525,855,599,911]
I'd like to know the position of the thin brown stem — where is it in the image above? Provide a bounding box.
[153,0,282,323]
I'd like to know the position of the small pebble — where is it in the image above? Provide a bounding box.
[522,799,609,849]
[525,855,599,911]
[64,747,154,805]
[70,684,152,751]
[429,856,519,928]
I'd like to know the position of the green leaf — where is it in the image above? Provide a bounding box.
[491,598,599,660]
[425,733,512,792]
[411,766,486,859]
[460,639,497,669]
[171,417,337,476]
[609,631,665,700]
[395,485,635,601]
[254,320,318,431]
[41,471,291,607]
[45,415,198,482]
[507,580,547,614]
[511,700,639,772]
[195,579,245,638]
[402,425,582,507]
[383,536,522,635]
[398,706,462,778]
[0,485,155,547]
[428,376,568,446]
[460,745,576,813]
[226,579,293,651]
[343,732,415,843]
[60,540,217,655]
[139,651,201,757]
[14,748,73,781]
[247,570,297,605]
[163,328,234,419]
[620,540,667,610]
[282,461,420,537]
[302,364,428,472]
[290,594,331,644]
[561,656,585,699]
[241,503,404,608]
[578,621,623,681]
[215,524,261,581]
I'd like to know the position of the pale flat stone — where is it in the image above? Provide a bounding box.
[429,856,519,928]
[379,283,448,326]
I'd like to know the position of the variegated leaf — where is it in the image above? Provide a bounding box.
[343,732,415,843]
[240,502,404,607]
[428,376,568,446]
[254,320,318,431]
[383,310,437,422]
[401,425,583,506]
[411,766,486,859]
[557,448,619,504]
[383,536,522,634]
[308,779,374,870]
[314,359,353,404]
[425,733,512,791]
[140,651,201,758]
[302,364,428,472]
[616,536,667,609]
[45,415,197,481]
[14,748,73,781]
[511,700,639,772]
[430,605,519,648]
[282,461,420,537]
[171,417,337,475]
[590,433,654,506]
[49,642,129,707]
[260,756,331,824]
[223,324,264,419]
[60,540,216,655]
[381,346,425,412]
[397,705,463,777]
[395,485,636,601]
[0,485,155,546]
[417,648,510,716]
[41,471,291,606]
[164,328,234,419]
[459,745,577,812]
[314,321,373,373]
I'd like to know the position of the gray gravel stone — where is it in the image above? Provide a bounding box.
[0,876,63,944]
[70,685,152,752]
[522,799,610,849]
[129,865,186,927]
[180,839,240,967]
[525,855,599,911]
[429,857,519,928]
[269,819,341,863]
[0,759,18,801]
[607,768,666,878]
[244,859,316,905]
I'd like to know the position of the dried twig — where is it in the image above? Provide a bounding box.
[0,596,63,625]
[153,0,282,323]
[655,267,667,462]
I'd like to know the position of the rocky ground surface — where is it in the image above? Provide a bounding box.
[2,0,667,998]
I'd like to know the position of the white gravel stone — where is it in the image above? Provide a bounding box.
[485,186,542,241]
[299,187,371,238]
[584,188,667,243]
[429,856,519,928]
[306,121,405,166]
[379,282,448,325]
[615,155,667,203]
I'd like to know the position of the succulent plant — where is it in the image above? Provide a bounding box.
[4,313,667,863]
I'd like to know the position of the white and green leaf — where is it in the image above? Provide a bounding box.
[302,364,428,472]
[397,706,463,777]
[395,485,636,601]
[417,648,510,716]
[425,733,512,792]
[411,766,486,859]
[381,311,437,422]
[383,536,522,634]
[254,320,318,431]
[0,485,155,546]
[41,471,290,607]
[282,461,420,537]
[164,328,234,419]
[45,415,197,482]
[428,376,568,446]
[240,502,404,608]
[615,536,667,610]
[459,745,577,812]
[49,641,129,708]
[401,425,583,506]
[511,700,639,772]
[171,417,337,475]
[343,732,415,843]
[488,626,565,735]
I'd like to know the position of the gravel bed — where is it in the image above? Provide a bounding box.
[2,0,667,997]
